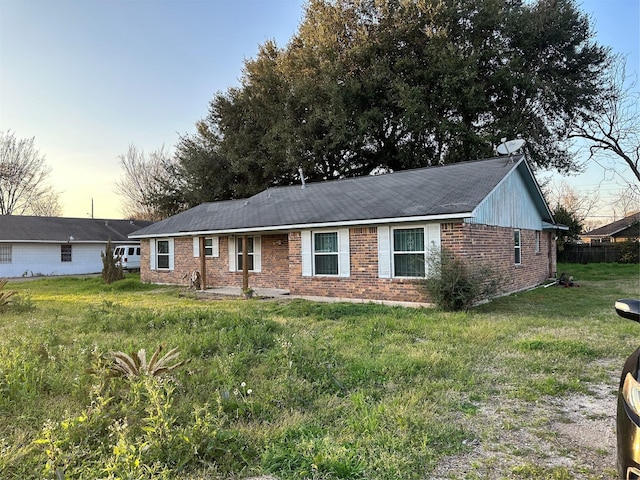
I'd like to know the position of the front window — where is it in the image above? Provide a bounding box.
[514,229,522,265]
[313,232,338,275]
[0,245,11,263]
[393,228,425,277]
[61,244,72,262]
[237,237,254,271]
[204,238,214,257]
[157,240,170,269]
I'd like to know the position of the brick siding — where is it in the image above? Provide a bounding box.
[140,234,289,289]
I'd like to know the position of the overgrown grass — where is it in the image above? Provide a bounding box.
[0,265,637,479]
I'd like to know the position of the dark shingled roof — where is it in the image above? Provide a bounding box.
[131,156,526,237]
[0,216,153,243]
[583,212,640,238]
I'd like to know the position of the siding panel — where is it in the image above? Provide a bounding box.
[472,170,543,230]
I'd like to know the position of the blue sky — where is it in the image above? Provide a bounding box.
[0,0,638,220]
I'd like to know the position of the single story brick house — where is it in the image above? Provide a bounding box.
[130,156,562,303]
[0,216,151,278]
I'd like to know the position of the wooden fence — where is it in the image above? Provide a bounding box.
[558,243,623,263]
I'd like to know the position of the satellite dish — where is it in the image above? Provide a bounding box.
[497,138,526,155]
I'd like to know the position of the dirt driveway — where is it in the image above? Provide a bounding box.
[430,365,619,479]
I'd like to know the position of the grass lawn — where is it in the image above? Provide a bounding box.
[0,263,638,479]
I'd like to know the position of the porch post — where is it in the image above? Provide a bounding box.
[199,236,207,289]
[242,235,249,292]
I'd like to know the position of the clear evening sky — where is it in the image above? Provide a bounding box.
[1,0,638,220]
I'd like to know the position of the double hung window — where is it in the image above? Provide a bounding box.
[204,238,215,257]
[157,240,170,269]
[392,228,425,277]
[61,244,72,262]
[514,229,522,265]
[313,232,339,275]
[0,245,11,263]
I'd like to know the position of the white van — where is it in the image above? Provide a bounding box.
[113,245,141,271]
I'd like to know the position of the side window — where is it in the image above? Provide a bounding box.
[136,247,140,255]
[61,244,72,262]
[514,229,522,265]
[128,247,134,256]
[535,231,541,254]
[313,232,338,275]
[0,245,12,263]
[393,228,425,277]
[157,240,170,269]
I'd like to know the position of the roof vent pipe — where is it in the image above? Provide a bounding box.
[298,167,306,189]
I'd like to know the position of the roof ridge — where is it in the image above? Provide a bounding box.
[260,155,523,195]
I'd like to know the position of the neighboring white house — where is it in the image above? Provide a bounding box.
[0,216,152,278]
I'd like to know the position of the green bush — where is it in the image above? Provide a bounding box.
[618,239,639,264]
[422,248,501,311]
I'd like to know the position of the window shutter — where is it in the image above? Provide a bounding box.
[425,224,441,275]
[338,228,350,277]
[168,238,175,270]
[377,226,391,278]
[149,239,156,270]
[301,231,312,276]
[228,236,236,272]
[426,224,441,250]
[253,236,262,273]
[211,236,219,257]
[193,237,200,257]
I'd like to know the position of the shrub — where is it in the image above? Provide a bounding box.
[618,238,639,264]
[109,345,189,378]
[422,248,501,311]
[0,279,17,311]
[101,239,124,284]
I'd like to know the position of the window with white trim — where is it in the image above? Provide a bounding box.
[301,229,350,277]
[535,231,541,254]
[237,237,255,271]
[0,245,11,263]
[392,228,425,277]
[313,232,339,275]
[61,244,72,262]
[204,237,218,257]
[157,240,170,269]
[514,229,522,265]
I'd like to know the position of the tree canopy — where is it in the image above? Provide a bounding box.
[160,0,611,215]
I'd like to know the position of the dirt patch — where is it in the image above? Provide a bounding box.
[430,378,619,479]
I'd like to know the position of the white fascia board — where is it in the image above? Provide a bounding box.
[128,212,474,239]
[0,240,114,244]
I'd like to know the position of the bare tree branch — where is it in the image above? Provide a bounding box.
[0,131,60,216]
[114,144,169,221]
[570,57,640,184]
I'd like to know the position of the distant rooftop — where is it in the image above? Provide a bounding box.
[0,216,153,243]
